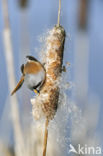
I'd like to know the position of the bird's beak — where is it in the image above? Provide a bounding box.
[34,89,39,94]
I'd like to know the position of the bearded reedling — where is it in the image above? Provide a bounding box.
[11,56,46,96]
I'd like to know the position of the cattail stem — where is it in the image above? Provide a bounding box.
[43,119,49,156]
[57,0,61,26]
[31,25,65,155]
[31,1,65,156]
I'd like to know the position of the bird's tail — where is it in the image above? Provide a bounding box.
[11,76,24,96]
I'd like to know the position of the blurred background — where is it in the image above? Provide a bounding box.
[0,0,103,155]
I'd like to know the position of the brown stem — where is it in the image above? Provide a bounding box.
[43,118,49,156]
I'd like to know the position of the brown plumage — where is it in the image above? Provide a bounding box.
[24,61,42,74]
[11,56,46,96]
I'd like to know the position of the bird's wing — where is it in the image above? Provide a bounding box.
[11,76,24,96]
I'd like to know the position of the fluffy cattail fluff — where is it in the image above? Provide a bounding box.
[31,25,65,120]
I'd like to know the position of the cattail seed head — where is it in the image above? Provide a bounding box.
[31,25,65,120]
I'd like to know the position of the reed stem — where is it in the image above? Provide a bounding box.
[2,0,25,155]
[57,0,61,26]
[43,119,49,156]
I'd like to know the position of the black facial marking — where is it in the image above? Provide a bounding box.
[26,55,38,62]
[33,81,42,90]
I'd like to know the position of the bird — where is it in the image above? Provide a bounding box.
[11,56,46,96]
